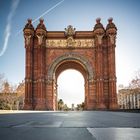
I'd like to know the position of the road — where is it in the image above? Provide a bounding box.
[0,111,140,140]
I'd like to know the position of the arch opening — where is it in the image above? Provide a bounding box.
[53,60,89,110]
[57,69,85,110]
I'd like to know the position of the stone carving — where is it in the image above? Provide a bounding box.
[96,34,104,44]
[65,25,76,36]
[36,34,44,45]
[46,39,94,48]
[94,28,105,45]
[67,37,75,47]
[109,34,116,44]
[106,28,117,45]
[24,35,31,45]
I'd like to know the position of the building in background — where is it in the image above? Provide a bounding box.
[118,88,140,109]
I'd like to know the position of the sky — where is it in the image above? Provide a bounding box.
[58,70,84,107]
[0,0,140,105]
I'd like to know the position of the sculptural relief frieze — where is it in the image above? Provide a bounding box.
[46,39,95,48]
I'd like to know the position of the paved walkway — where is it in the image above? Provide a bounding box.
[0,111,140,140]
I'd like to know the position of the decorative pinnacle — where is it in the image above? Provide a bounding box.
[27,19,32,24]
[108,17,113,23]
[39,18,44,24]
[96,18,101,24]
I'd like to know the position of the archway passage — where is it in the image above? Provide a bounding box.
[57,69,84,110]
[54,60,88,110]
[23,18,118,110]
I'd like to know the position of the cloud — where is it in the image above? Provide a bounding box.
[0,0,20,57]
[16,0,65,36]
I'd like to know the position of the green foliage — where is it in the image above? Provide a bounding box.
[0,74,25,110]
[0,93,18,110]
[0,98,11,110]
[76,102,85,111]
[58,99,64,110]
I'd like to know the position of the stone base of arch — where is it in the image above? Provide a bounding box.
[23,104,33,110]
[33,102,47,110]
[109,102,119,110]
[23,99,33,110]
[97,103,107,110]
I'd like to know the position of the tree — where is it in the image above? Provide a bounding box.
[1,81,11,93]
[63,104,69,111]
[14,81,25,109]
[129,69,140,89]
[81,102,85,109]
[0,76,20,110]
[0,97,11,110]
[0,92,18,110]
[58,99,64,110]
[76,102,85,111]
[0,73,5,92]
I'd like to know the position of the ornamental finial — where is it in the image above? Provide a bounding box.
[96,18,101,24]
[65,25,76,37]
[108,17,113,23]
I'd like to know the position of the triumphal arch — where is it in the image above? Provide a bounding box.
[23,18,118,110]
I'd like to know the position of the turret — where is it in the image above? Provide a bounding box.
[23,19,34,47]
[33,19,47,110]
[106,18,118,109]
[23,19,34,110]
[106,18,117,45]
[35,19,47,46]
[93,18,105,45]
[93,18,106,109]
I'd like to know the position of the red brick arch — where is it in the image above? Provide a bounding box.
[23,18,118,110]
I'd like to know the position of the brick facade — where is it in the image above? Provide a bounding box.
[23,18,118,110]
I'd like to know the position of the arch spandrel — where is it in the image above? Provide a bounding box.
[55,60,87,80]
[47,53,94,82]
